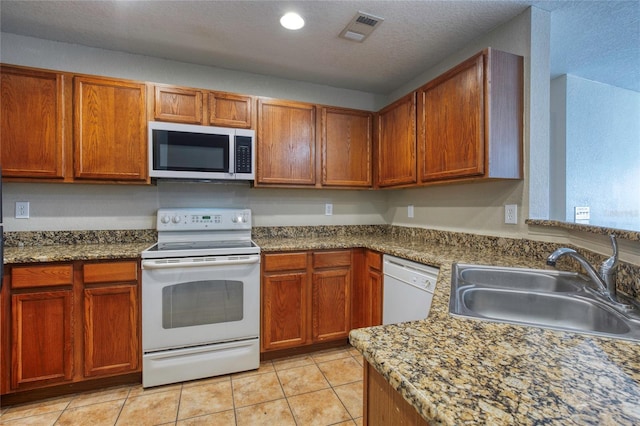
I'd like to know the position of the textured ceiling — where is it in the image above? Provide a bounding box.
[1,0,638,94]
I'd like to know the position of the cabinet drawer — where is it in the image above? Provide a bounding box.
[11,264,73,289]
[263,252,308,272]
[83,261,138,284]
[366,251,382,271]
[313,251,351,269]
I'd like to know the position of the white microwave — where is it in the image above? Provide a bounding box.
[148,121,255,181]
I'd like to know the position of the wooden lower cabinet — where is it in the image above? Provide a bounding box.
[10,289,74,389]
[84,284,139,377]
[365,361,429,426]
[1,259,141,397]
[311,251,351,342]
[352,249,383,329]
[262,265,309,351]
[261,250,353,352]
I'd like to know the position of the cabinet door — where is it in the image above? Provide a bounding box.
[419,53,485,181]
[257,99,316,185]
[376,92,417,187]
[11,290,73,389]
[262,271,309,351]
[74,76,147,181]
[352,250,381,330]
[1,66,69,179]
[311,267,351,342]
[366,251,383,327]
[209,92,253,128]
[84,285,139,377]
[83,261,139,377]
[153,84,203,124]
[321,107,372,187]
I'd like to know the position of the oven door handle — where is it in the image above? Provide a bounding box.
[141,257,259,270]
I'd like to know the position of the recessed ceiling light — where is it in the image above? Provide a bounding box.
[280,12,304,30]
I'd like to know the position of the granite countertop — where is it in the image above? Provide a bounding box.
[257,235,640,426]
[3,242,153,263]
[4,231,640,424]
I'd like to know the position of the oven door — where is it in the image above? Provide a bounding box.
[141,254,260,352]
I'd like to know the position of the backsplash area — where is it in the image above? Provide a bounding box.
[253,224,640,300]
[4,225,638,300]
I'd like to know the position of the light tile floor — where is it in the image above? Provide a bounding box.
[0,346,364,426]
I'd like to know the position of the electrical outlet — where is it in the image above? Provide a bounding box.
[16,201,30,219]
[408,204,414,218]
[325,203,333,216]
[504,204,517,224]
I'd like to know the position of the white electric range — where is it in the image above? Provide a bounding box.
[141,208,260,388]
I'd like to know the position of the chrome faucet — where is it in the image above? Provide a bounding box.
[546,235,630,308]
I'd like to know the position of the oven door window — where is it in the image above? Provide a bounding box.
[152,130,230,172]
[162,280,243,328]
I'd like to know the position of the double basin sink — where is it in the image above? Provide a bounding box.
[449,264,640,342]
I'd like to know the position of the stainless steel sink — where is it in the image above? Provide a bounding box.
[458,266,585,292]
[450,263,640,342]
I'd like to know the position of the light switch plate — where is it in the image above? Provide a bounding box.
[575,206,590,221]
[408,204,414,218]
[325,203,333,216]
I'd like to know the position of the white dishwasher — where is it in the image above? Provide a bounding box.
[383,255,439,325]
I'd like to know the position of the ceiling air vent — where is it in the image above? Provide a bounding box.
[339,11,384,43]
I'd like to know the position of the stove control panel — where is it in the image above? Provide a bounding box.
[157,208,251,231]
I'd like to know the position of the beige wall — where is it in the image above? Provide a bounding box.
[2,182,388,231]
[1,9,636,264]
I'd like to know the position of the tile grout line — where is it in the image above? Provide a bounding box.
[3,346,362,425]
[271,361,300,425]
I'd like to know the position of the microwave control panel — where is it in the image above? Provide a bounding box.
[235,137,252,174]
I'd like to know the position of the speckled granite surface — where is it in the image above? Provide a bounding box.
[4,226,640,424]
[253,227,640,425]
[3,230,155,263]
[526,219,640,242]
[347,255,640,425]
[254,225,640,299]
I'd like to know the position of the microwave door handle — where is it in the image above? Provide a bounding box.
[229,136,235,175]
[141,257,260,270]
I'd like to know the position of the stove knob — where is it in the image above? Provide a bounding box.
[172,215,181,224]
[160,215,171,224]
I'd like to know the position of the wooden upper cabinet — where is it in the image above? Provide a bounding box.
[153,84,203,124]
[74,76,147,181]
[1,65,71,179]
[257,98,316,185]
[152,84,253,128]
[209,91,252,128]
[418,48,523,182]
[376,92,417,187]
[321,107,372,187]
